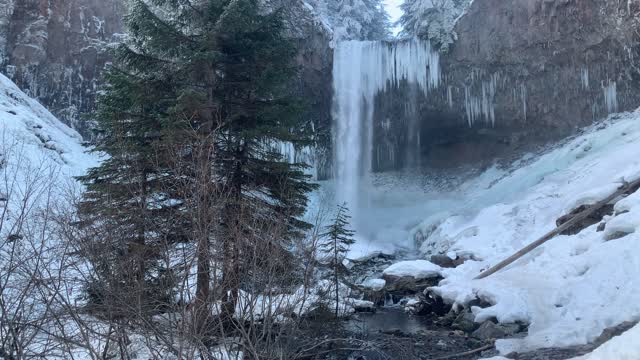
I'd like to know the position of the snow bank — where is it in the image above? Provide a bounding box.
[570,323,640,360]
[383,260,441,279]
[416,110,640,354]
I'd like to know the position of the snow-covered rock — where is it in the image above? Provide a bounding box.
[361,278,386,291]
[604,207,640,240]
[564,183,622,214]
[383,260,441,279]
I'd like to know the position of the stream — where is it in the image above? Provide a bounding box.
[337,308,492,360]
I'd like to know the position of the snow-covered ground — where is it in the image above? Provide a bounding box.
[427,111,640,354]
[5,65,640,357]
[340,110,640,356]
[0,73,99,185]
[0,73,102,358]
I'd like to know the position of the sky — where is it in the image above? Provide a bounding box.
[384,0,404,35]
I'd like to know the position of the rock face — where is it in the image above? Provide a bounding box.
[373,0,640,171]
[0,0,333,141]
[3,0,639,168]
[1,0,126,135]
[283,3,334,179]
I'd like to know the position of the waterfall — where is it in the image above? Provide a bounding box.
[332,39,440,223]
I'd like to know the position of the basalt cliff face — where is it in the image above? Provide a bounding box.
[0,0,125,135]
[0,0,334,140]
[373,0,640,171]
[2,0,639,174]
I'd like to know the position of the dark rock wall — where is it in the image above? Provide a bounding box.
[1,0,126,135]
[0,0,334,143]
[2,0,639,174]
[373,0,640,171]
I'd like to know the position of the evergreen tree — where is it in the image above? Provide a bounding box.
[320,203,355,318]
[308,0,390,41]
[76,48,181,314]
[211,0,317,324]
[399,0,471,51]
[77,0,316,326]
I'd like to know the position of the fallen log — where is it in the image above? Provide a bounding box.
[431,342,495,360]
[475,177,640,280]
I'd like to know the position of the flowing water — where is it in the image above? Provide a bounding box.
[332,39,440,228]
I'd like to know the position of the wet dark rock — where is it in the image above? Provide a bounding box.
[606,231,631,241]
[472,321,521,340]
[593,321,637,346]
[382,274,442,294]
[421,290,451,316]
[556,204,615,236]
[452,310,479,333]
[436,309,458,327]
[502,321,638,359]
[468,297,494,309]
[430,254,466,268]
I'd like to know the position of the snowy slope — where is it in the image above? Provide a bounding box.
[407,110,640,354]
[0,72,99,233]
[0,73,98,178]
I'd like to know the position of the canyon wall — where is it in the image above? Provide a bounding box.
[373,0,640,171]
[0,0,125,135]
[2,0,639,174]
[0,0,333,141]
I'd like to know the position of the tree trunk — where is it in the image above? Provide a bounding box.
[334,237,339,318]
[220,146,244,330]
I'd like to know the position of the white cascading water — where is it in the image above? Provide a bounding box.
[332,39,440,224]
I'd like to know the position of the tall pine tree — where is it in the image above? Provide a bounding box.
[77,0,316,326]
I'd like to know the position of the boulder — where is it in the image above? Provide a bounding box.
[351,299,376,313]
[472,321,521,340]
[452,310,479,333]
[430,254,466,268]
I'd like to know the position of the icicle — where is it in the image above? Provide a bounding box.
[447,85,454,108]
[464,73,498,127]
[521,83,527,122]
[603,81,618,114]
[581,68,590,90]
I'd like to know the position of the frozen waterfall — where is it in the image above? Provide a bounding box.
[332,39,440,223]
